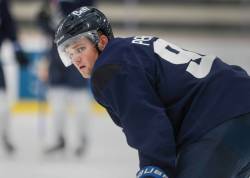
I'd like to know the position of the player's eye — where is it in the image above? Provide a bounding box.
[77,47,85,53]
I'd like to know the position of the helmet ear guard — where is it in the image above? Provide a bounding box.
[55,6,113,67]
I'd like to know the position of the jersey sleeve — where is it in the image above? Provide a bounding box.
[91,62,176,177]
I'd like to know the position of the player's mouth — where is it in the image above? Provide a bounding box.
[80,66,86,69]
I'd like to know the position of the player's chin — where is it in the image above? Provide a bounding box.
[81,72,91,79]
[77,68,90,78]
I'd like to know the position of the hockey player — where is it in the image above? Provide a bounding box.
[0,0,28,154]
[55,7,250,178]
[37,0,94,156]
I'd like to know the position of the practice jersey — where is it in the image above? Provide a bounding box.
[90,36,250,176]
[0,0,17,46]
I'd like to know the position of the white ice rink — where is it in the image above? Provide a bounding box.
[0,31,250,178]
[0,112,138,178]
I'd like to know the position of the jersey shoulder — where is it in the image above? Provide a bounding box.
[94,36,158,68]
[91,36,159,91]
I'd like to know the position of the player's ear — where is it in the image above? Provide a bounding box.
[98,35,109,51]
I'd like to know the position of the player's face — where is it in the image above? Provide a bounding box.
[65,37,99,78]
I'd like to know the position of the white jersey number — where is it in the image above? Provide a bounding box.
[153,39,215,79]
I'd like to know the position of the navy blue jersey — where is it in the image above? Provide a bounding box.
[90,36,250,176]
[0,0,17,45]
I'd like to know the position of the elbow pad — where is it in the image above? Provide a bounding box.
[136,166,168,178]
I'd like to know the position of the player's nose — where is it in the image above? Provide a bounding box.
[72,53,82,64]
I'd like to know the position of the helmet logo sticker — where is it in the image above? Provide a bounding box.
[72,7,90,17]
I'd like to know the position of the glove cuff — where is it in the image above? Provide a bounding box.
[136,166,168,178]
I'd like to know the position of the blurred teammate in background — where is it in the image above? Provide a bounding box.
[0,0,28,154]
[37,0,95,156]
[55,7,250,178]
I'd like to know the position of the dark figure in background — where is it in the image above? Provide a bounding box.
[37,0,95,156]
[0,0,28,154]
[55,7,250,178]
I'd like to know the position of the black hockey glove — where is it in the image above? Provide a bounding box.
[13,42,29,67]
[136,166,168,178]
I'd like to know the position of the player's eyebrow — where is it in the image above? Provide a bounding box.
[71,42,85,49]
